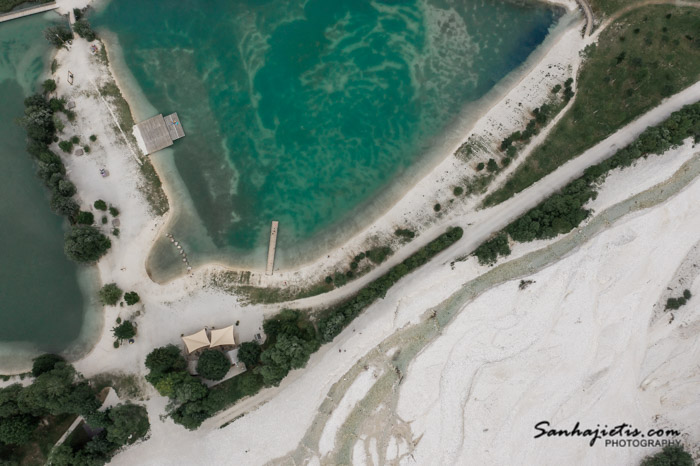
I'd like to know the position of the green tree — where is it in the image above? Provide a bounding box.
[64,225,111,263]
[237,341,262,368]
[112,321,135,341]
[257,334,316,386]
[641,445,693,466]
[44,25,73,49]
[124,291,140,305]
[76,211,94,225]
[93,199,107,211]
[42,79,57,94]
[196,350,230,381]
[50,193,79,219]
[99,283,122,306]
[73,19,96,41]
[145,345,186,380]
[31,353,64,377]
[0,415,37,445]
[105,403,149,446]
[487,158,498,172]
[109,206,119,217]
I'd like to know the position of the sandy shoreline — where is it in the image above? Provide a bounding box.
[2,0,584,374]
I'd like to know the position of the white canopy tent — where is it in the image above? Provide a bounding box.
[182,329,210,354]
[209,325,236,348]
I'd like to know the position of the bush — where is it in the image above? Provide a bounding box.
[42,79,56,94]
[89,134,97,142]
[683,289,692,300]
[70,135,79,144]
[487,158,499,172]
[83,145,90,153]
[99,283,123,305]
[50,194,79,219]
[237,341,262,368]
[76,211,94,225]
[58,140,73,153]
[124,291,140,305]
[366,246,392,264]
[196,350,230,381]
[109,206,119,217]
[433,203,441,212]
[112,321,135,341]
[476,162,485,171]
[641,445,693,466]
[473,233,511,265]
[31,353,65,377]
[145,345,186,378]
[453,186,464,196]
[72,7,83,20]
[395,228,415,240]
[73,19,96,41]
[325,276,332,284]
[94,199,107,211]
[102,216,108,224]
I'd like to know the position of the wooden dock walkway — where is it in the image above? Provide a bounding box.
[0,2,58,23]
[265,221,279,275]
[134,113,185,155]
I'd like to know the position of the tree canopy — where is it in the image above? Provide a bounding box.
[64,226,111,263]
[196,350,230,381]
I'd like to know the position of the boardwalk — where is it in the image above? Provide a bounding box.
[266,221,279,275]
[0,2,58,23]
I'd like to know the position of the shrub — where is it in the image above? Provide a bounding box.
[476,162,485,171]
[453,186,464,196]
[112,321,135,341]
[395,228,415,240]
[552,84,562,94]
[145,345,186,378]
[89,134,97,142]
[683,289,691,300]
[433,203,441,212]
[94,199,107,210]
[487,158,498,172]
[366,246,392,264]
[42,79,56,94]
[58,140,73,153]
[196,350,230,381]
[64,225,111,263]
[99,283,123,305]
[237,341,262,368]
[641,445,693,466]
[70,135,79,144]
[473,233,511,265]
[102,216,108,224]
[124,291,140,305]
[112,228,120,237]
[83,145,90,153]
[109,206,119,217]
[76,211,94,225]
[72,8,83,20]
[325,276,332,284]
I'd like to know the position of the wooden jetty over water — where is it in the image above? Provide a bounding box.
[134,113,185,155]
[266,221,279,275]
[0,2,58,23]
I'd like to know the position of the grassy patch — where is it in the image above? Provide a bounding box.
[0,0,49,13]
[485,6,700,207]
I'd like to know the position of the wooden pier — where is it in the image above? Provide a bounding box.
[0,2,58,24]
[265,221,279,275]
[134,113,185,155]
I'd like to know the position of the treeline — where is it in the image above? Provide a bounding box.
[0,355,149,465]
[20,93,111,263]
[474,101,700,265]
[147,227,463,430]
[319,227,463,342]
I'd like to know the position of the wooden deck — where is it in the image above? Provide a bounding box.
[265,221,279,275]
[164,112,185,141]
[135,114,172,155]
[0,2,58,23]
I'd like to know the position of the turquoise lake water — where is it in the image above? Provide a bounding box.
[94,0,559,279]
[0,14,93,366]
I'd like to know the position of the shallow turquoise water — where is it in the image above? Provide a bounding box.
[94,0,558,277]
[0,14,87,355]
